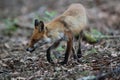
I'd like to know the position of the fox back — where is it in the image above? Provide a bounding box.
[45,3,87,41]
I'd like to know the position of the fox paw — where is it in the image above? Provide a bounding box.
[58,61,67,65]
[77,54,82,58]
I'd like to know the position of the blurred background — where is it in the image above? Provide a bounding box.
[0,0,120,36]
[0,0,120,79]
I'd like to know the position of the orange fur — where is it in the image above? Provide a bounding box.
[27,3,87,64]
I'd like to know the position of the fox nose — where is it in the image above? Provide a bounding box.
[26,47,35,52]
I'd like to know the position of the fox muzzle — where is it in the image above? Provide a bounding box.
[26,47,36,52]
[26,43,38,52]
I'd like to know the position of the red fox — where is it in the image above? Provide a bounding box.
[26,3,87,65]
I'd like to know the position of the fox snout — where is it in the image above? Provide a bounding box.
[26,47,36,52]
[26,43,38,52]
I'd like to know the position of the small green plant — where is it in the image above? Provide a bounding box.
[56,46,65,52]
[44,11,57,21]
[91,29,104,39]
[34,10,57,22]
[84,29,104,43]
[3,18,18,36]
[86,48,98,55]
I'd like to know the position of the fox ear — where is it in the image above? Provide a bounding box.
[39,21,44,31]
[34,19,39,29]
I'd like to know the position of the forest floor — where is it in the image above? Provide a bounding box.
[0,0,120,80]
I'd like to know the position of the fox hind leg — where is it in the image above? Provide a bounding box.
[59,31,73,65]
[77,31,83,58]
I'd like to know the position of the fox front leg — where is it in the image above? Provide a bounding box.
[46,40,61,64]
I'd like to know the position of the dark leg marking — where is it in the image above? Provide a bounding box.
[46,40,60,64]
[77,31,83,58]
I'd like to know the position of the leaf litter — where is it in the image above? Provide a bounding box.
[0,0,120,80]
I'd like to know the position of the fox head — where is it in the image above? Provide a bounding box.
[26,19,51,52]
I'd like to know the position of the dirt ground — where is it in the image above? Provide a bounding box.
[0,0,120,80]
